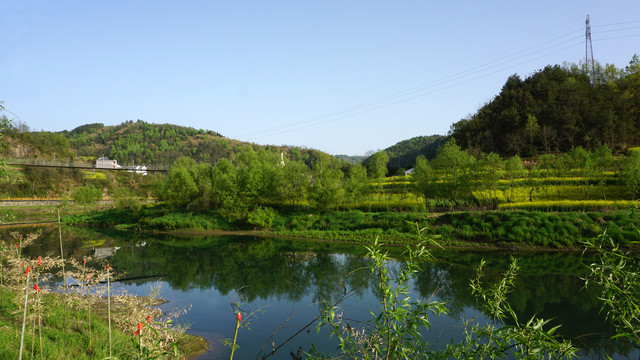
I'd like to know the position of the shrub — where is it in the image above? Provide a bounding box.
[71,185,102,204]
[247,206,278,230]
[113,188,143,211]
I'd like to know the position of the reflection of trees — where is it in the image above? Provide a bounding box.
[414,251,636,356]
[108,235,376,303]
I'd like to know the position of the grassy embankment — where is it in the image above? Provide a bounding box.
[59,205,640,249]
[0,233,208,359]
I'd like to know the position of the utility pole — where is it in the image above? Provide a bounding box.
[585,15,595,77]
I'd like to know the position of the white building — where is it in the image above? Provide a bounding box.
[95,157,121,169]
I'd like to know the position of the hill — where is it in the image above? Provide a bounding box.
[383,135,447,174]
[449,56,640,157]
[334,154,365,164]
[2,120,330,167]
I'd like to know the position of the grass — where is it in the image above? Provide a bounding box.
[0,231,205,359]
[57,204,640,249]
[0,287,137,359]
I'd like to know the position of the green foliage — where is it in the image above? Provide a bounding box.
[139,211,233,231]
[312,236,448,359]
[383,135,447,174]
[308,154,345,209]
[366,150,390,179]
[71,185,102,204]
[0,288,138,359]
[445,257,577,359]
[311,237,576,360]
[450,57,640,157]
[113,188,143,211]
[582,231,640,345]
[247,206,278,229]
[158,157,199,209]
[620,150,640,200]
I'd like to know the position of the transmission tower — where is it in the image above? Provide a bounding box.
[585,15,595,75]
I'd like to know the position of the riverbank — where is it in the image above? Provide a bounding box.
[60,206,640,250]
[0,285,209,359]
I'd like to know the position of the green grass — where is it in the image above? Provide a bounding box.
[0,287,137,359]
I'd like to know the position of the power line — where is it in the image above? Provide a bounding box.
[239,18,639,142]
[239,28,585,140]
[248,41,586,140]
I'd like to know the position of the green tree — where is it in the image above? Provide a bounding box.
[525,114,540,155]
[504,155,524,202]
[563,147,591,200]
[308,154,344,209]
[343,163,369,204]
[431,139,476,200]
[71,185,103,204]
[273,160,309,207]
[412,155,441,201]
[620,150,640,200]
[211,158,240,218]
[366,151,389,179]
[158,157,199,208]
[476,152,504,207]
[190,163,215,211]
[592,145,615,200]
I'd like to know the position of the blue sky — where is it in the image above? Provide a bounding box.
[2,1,639,156]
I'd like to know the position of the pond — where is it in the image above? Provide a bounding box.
[13,226,640,359]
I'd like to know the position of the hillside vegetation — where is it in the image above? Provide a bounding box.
[1,119,334,168]
[449,57,640,157]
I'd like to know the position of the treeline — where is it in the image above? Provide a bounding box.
[412,139,640,209]
[156,137,640,222]
[155,146,394,224]
[380,135,446,174]
[450,55,640,157]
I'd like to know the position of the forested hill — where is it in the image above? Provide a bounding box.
[449,56,640,157]
[384,135,447,173]
[63,120,229,165]
[2,120,329,166]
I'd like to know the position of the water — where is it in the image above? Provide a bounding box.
[14,226,640,359]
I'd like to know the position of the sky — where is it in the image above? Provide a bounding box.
[1,1,639,156]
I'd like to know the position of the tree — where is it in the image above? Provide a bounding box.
[563,147,591,200]
[476,152,504,207]
[343,163,368,204]
[211,158,240,218]
[539,125,558,153]
[412,155,440,200]
[525,114,540,155]
[158,157,199,208]
[620,150,640,200]
[592,145,615,200]
[366,151,389,179]
[431,139,476,200]
[504,155,523,202]
[274,160,309,207]
[308,154,344,209]
[189,163,215,211]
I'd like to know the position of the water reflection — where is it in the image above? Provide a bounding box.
[7,226,639,359]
